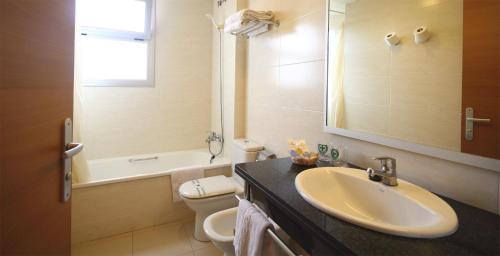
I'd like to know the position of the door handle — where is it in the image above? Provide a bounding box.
[465,107,492,141]
[62,118,83,202]
[466,117,491,123]
[64,142,83,158]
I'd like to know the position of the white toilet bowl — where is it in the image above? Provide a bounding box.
[181,139,263,242]
[203,207,238,256]
[180,175,242,241]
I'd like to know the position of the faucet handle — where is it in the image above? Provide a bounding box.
[373,157,396,170]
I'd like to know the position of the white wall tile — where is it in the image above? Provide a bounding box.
[279,10,326,65]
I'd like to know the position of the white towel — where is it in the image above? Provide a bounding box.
[225,9,274,25]
[247,24,269,37]
[234,199,274,256]
[170,168,204,202]
[224,9,275,35]
[224,20,261,34]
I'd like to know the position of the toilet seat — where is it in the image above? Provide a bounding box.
[179,175,243,200]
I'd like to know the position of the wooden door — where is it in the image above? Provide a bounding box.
[0,0,75,254]
[462,0,500,159]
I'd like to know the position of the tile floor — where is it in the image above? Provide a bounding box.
[72,221,223,256]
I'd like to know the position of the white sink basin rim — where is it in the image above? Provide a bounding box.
[295,167,458,238]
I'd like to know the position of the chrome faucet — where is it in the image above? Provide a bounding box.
[367,157,398,186]
[205,131,223,144]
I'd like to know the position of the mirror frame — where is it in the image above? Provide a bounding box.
[322,0,500,172]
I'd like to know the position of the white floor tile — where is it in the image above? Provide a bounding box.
[182,222,211,251]
[133,222,193,256]
[193,243,223,256]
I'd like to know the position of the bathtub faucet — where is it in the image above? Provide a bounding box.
[205,131,223,144]
[206,131,224,164]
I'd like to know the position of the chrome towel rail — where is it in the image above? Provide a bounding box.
[229,20,280,38]
[235,195,298,256]
[128,156,159,163]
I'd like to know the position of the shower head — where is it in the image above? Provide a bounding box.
[205,14,224,30]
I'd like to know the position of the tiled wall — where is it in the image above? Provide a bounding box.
[77,0,213,160]
[244,0,500,214]
[338,0,462,151]
[71,167,231,244]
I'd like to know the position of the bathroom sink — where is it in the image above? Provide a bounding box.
[295,167,458,238]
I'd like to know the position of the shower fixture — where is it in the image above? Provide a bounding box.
[216,0,227,7]
[206,13,225,164]
[205,14,224,30]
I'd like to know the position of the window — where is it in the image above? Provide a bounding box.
[76,0,155,87]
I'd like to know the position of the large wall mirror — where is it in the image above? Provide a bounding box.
[325,0,499,171]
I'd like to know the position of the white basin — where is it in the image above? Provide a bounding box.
[295,167,458,238]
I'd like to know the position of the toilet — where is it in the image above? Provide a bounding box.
[180,139,264,241]
[203,207,238,256]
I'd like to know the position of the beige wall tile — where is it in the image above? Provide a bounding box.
[277,0,325,22]
[345,103,389,136]
[279,10,326,65]
[344,49,391,76]
[279,61,325,112]
[344,75,390,107]
[247,27,280,67]
[72,176,194,244]
[246,65,280,108]
[205,166,232,177]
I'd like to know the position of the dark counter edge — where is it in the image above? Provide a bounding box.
[236,160,353,254]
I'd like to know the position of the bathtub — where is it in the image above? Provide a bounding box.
[73,149,231,188]
[71,149,232,244]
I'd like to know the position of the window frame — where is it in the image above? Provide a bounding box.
[77,0,155,87]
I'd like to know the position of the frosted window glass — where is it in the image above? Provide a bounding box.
[78,0,146,33]
[81,37,148,81]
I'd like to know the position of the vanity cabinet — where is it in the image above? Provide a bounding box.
[235,158,500,256]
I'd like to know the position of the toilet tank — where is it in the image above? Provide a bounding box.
[232,139,264,165]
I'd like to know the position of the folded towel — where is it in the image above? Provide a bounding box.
[170,168,204,202]
[247,24,269,37]
[224,20,261,34]
[225,9,274,25]
[234,199,274,256]
[224,9,275,35]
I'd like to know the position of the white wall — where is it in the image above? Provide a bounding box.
[77,0,213,160]
[243,0,500,214]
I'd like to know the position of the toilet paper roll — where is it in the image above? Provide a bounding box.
[414,26,430,44]
[384,32,400,46]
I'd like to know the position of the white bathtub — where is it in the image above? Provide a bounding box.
[73,149,231,188]
[71,149,232,244]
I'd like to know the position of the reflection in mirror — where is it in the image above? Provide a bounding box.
[326,0,499,160]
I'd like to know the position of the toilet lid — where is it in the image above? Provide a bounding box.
[179,175,237,199]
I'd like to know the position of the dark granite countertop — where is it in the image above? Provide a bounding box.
[235,158,500,256]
